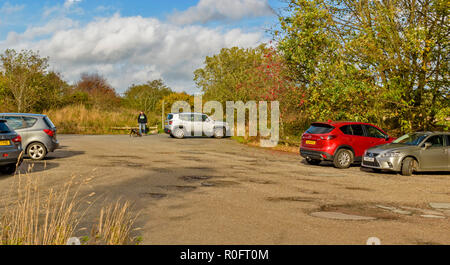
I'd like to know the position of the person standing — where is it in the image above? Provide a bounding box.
[138,111,148,136]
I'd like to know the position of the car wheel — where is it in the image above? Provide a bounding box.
[305,158,321,165]
[1,164,17,175]
[213,127,225,139]
[27,142,47,161]
[333,149,354,169]
[401,157,415,176]
[173,128,185,139]
[169,134,175,138]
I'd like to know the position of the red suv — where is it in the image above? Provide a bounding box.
[300,121,393,169]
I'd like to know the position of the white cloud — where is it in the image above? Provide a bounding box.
[0,2,25,14]
[64,0,83,8]
[0,14,265,93]
[169,0,274,25]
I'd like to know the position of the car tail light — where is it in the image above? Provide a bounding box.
[44,129,55,137]
[12,135,21,143]
[3,153,8,157]
[169,121,173,125]
[321,135,337,140]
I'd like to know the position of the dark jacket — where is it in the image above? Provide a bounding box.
[138,114,148,124]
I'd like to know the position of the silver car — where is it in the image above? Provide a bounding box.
[362,132,450,176]
[0,113,60,160]
[164,113,230,139]
[0,119,23,174]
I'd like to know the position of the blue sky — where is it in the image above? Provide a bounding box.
[0,0,286,93]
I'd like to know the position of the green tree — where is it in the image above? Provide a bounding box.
[124,79,172,113]
[194,45,268,104]
[0,49,49,112]
[277,0,449,132]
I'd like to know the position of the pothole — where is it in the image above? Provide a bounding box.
[319,204,397,220]
[267,197,316,203]
[181,176,213,182]
[201,181,240,187]
[247,179,277,185]
[158,185,197,192]
[139,193,167,199]
[345,187,375,192]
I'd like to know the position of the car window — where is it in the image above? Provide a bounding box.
[180,114,191,121]
[194,114,203,122]
[350,125,364,136]
[340,125,353,135]
[3,116,25,130]
[23,117,38,128]
[446,135,450,147]
[0,122,11,133]
[426,135,444,147]
[364,125,385,138]
[43,116,56,128]
[306,124,334,134]
[202,115,208,122]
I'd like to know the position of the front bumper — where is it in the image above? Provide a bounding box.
[300,148,334,161]
[362,155,403,171]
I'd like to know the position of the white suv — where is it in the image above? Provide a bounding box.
[164,113,230,139]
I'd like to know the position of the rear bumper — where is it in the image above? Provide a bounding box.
[300,148,334,161]
[0,149,23,166]
[164,127,172,134]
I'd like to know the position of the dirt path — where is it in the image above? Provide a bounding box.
[1,134,449,245]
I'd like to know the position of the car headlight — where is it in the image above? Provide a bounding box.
[380,152,402,158]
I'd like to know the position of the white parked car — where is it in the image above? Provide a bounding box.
[164,113,230,139]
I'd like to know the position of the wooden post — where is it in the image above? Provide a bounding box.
[161,99,165,130]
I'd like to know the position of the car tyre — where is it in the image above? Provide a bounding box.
[213,127,225,139]
[401,157,415,176]
[305,158,321,165]
[333,149,354,169]
[173,128,185,139]
[0,164,17,175]
[27,142,47,161]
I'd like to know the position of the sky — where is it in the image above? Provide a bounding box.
[0,0,286,94]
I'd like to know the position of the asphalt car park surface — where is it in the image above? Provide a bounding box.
[0,134,449,245]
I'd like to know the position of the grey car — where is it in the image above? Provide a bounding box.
[164,113,231,139]
[0,119,23,174]
[362,132,450,176]
[0,113,59,160]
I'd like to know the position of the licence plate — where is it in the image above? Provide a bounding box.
[364,157,375,162]
[306,140,316,145]
[0,140,10,146]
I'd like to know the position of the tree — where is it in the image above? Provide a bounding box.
[74,73,120,109]
[0,49,49,112]
[277,0,449,132]
[124,79,172,113]
[194,45,268,104]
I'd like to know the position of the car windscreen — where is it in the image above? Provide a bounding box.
[0,122,11,133]
[305,124,335,134]
[393,133,429,146]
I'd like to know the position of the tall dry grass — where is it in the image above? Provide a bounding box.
[44,104,159,134]
[0,171,139,245]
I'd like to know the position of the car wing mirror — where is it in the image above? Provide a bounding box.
[423,142,432,149]
[384,135,390,141]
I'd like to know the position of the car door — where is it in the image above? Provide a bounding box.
[180,114,193,136]
[363,125,388,148]
[419,135,447,171]
[349,124,370,157]
[202,114,214,136]
[193,114,204,136]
